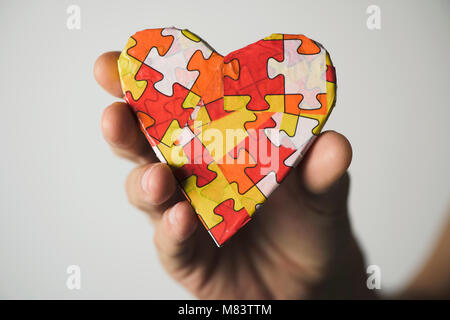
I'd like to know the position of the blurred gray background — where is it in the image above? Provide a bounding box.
[0,0,449,299]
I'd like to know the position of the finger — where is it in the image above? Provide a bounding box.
[125,162,178,219]
[294,130,352,216]
[299,130,352,194]
[94,51,123,98]
[154,201,199,272]
[101,102,156,164]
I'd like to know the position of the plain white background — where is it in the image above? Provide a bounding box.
[0,0,449,299]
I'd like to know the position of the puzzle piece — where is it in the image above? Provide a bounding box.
[198,104,257,162]
[267,38,327,110]
[182,162,246,230]
[174,134,217,187]
[297,54,337,134]
[223,38,284,111]
[230,182,266,217]
[118,37,147,101]
[125,63,194,142]
[127,28,174,62]
[188,51,239,105]
[118,27,337,246]
[264,112,319,147]
[284,34,322,55]
[142,28,214,96]
[256,171,279,198]
[203,98,232,123]
[218,147,257,194]
[244,130,297,185]
[209,199,251,245]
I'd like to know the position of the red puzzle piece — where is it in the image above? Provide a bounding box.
[209,199,251,245]
[223,40,284,111]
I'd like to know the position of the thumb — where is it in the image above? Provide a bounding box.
[297,130,353,216]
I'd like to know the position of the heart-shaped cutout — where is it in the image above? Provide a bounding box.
[118,27,336,246]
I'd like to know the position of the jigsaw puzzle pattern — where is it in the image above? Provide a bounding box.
[118,28,337,246]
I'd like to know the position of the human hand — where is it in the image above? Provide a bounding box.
[95,51,373,299]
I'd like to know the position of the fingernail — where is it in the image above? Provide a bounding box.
[168,203,179,226]
[141,165,156,194]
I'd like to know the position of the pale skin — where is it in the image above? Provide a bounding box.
[94,52,450,300]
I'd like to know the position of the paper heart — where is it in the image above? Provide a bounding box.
[118,27,336,246]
